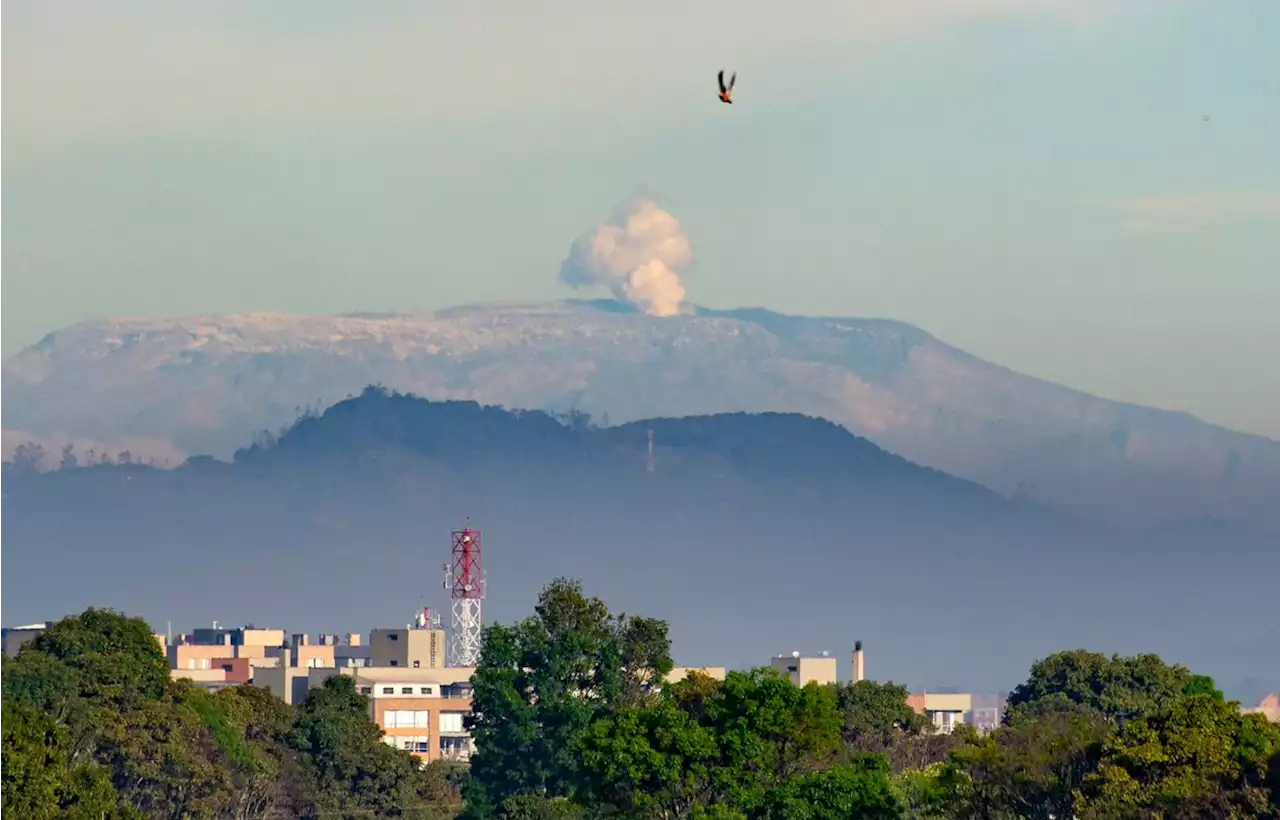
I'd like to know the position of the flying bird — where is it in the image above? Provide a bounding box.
[718,70,736,104]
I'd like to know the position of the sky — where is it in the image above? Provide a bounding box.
[3,0,1278,439]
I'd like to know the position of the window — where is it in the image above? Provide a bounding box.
[413,660,420,668]
[385,711,431,729]
[439,712,465,733]
[389,660,398,667]
[420,686,434,695]
[394,736,430,753]
[382,687,394,695]
[401,687,414,695]
[360,687,372,695]
[388,633,399,641]
[439,736,473,760]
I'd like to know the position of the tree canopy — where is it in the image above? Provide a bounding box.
[6,591,1278,820]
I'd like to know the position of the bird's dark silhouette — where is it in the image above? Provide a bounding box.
[718,70,736,104]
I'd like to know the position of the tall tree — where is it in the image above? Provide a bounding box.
[179,682,299,820]
[577,696,722,818]
[464,578,674,818]
[756,757,902,820]
[1076,693,1280,819]
[950,700,1110,820]
[20,607,170,706]
[835,680,929,750]
[578,668,845,818]
[8,441,47,474]
[287,674,433,819]
[1006,650,1195,727]
[0,700,118,820]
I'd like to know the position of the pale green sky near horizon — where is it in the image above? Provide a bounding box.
[3,0,1278,438]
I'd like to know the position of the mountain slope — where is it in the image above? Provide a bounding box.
[4,299,1278,529]
[4,388,1275,692]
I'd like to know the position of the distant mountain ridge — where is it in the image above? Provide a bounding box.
[5,388,1276,693]
[4,299,1278,530]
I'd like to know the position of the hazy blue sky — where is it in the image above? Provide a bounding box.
[4,0,1278,438]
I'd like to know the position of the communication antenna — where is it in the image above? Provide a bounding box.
[442,520,485,667]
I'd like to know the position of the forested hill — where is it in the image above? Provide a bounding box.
[3,387,1276,693]
[230,387,1014,510]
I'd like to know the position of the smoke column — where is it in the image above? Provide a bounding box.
[558,197,693,316]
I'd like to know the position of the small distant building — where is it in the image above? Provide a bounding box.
[2,622,52,657]
[970,692,1008,733]
[905,691,1004,734]
[769,652,838,687]
[917,692,972,733]
[335,633,372,668]
[370,627,447,670]
[666,667,728,683]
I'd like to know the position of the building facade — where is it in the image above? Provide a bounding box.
[769,653,839,686]
[307,666,476,763]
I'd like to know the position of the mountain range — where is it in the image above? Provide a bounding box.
[4,299,1279,531]
[4,387,1276,695]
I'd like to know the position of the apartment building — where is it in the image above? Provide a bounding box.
[307,666,476,763]
[769,652,839,686]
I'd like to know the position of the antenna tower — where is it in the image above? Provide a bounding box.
[442,523,485,667]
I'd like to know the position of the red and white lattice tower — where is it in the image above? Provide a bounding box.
[442,525,485,667]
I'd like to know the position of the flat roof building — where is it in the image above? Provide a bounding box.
[769,652,838,687]
[2,622,51,657]
[306,666,476,763]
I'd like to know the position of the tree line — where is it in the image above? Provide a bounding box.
[4,442,172,473]
[5,584,1279,819]
[461,579,1279,820]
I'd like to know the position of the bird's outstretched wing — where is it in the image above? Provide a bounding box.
[718,70,727,94]
[728,72,736,92]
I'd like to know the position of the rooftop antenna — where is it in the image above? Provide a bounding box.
[442,519,485,667]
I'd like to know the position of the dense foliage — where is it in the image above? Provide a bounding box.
[463,582,1280,820]
[1,608,466,820]
[5,593,1278,819]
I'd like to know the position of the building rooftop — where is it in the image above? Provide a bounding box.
[332,666,476,685]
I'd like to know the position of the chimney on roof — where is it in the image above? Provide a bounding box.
[852,640,866,683]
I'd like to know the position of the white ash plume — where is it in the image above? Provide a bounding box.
[558,197,692,316]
